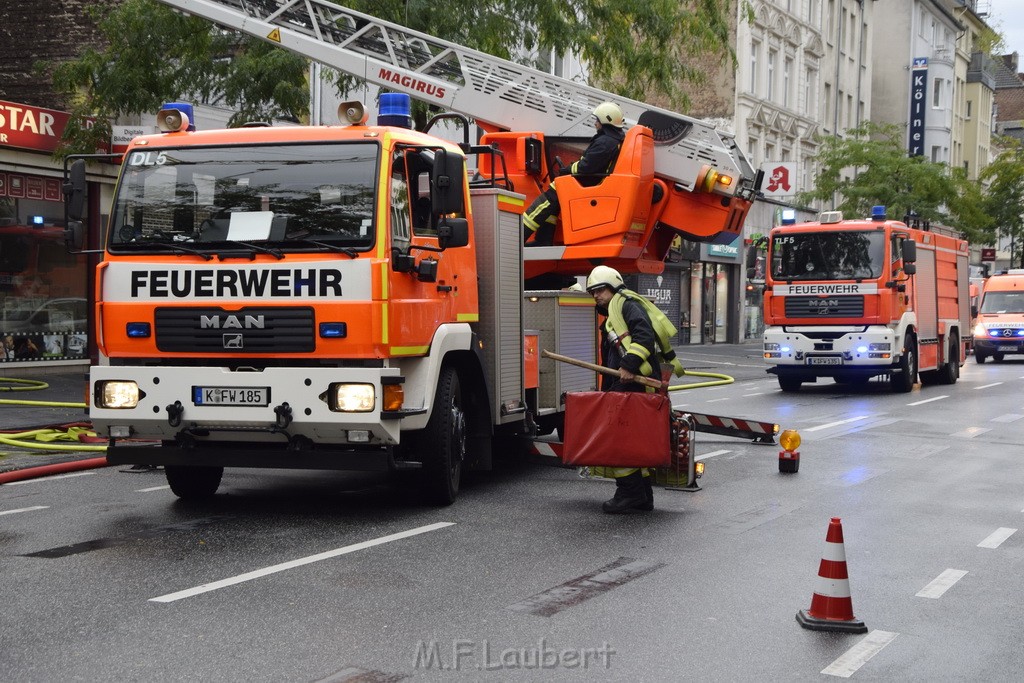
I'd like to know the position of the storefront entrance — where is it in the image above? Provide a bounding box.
[685,262,730,344]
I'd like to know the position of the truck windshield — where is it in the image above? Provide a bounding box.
[109,143,379,252]
[980,290,1024,314]
[770,231,884,281]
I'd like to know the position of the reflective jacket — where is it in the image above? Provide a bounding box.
[563,125,626,188]
[605,289,686,380]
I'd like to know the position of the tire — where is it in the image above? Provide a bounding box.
[778,376,802,392]
[975,352,987,364]
[993,352,1005,363]
[421,365,466,506]
[892,336,918,393]
[165,465,223,499]
[937,335,960,385]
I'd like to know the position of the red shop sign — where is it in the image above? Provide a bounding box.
[0,100,94,153]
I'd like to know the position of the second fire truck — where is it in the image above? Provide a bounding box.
[759,207,970,392]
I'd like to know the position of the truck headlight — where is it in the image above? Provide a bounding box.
[329,383,375,412]
[974,323,987,337]
[764,343,781,351]
[96,380,140,409]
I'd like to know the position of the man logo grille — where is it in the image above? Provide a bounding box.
[201,314,266,329]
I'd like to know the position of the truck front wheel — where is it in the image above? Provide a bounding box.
[778,376,802,392]
[165,465,223,499]
[892,336,918,393]
[422,365,466,506]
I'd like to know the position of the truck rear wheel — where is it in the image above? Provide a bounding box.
[421,365,465,506]
[165,465,223,499]
[975,352,987,364]
[937,335,959,385]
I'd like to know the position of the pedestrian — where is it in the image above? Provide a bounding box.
[585,265,662,513]
[523,102,626,246]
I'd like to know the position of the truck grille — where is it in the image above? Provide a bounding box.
[155,307,315,353]
[784,296,864,318]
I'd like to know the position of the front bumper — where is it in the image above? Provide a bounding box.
[90,365,414,447]
[763,326,897,372]
[974,338,1024,355]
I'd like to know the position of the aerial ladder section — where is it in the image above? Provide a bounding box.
[153,0,762,274]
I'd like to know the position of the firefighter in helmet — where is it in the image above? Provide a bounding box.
[523,102,626,246]
[585,264,660,513]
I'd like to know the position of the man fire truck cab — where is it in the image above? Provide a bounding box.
[759,207,969,393]
[972,269,1024,363]
[64,0,761,504]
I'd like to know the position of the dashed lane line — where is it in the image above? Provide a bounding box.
[907,395,948,406]
[136,485,171,492]
[0,505,49,516]
[950,426,991,438]
[822,630,899,678]
[975,382,1004,390]
[977,527,1017,549]
[149,521,456,603]
[915,569,968,598]
[804,415,873,432]
[695,449,731,461]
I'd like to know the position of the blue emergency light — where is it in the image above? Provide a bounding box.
[157,102,196,132]
[30,215,44,225]
[780,208,797,225]
[871,205,886,221]
[378,93,412,129]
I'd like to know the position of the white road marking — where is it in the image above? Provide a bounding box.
[150,521,456,603]
[0,505,49,516]
[907,395,948,406]
[705,397,730,403]
[3,471,95,486]
[695,449,731,461]
[978,527,1017,549]
[822,630,899,678]
[975,382,1003,390]
[136,485,171,492]
[991,414,1024,423]
[742,392,766,397]
[951,426,991,438]
[804,415,873,432]
[915,569,968,598]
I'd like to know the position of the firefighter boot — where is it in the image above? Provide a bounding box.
[602,470,647,514]
[632,472,654,512]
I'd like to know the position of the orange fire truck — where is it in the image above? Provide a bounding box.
[65,0,759,503]
[759,207,969,392]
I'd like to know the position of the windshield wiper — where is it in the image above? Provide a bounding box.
[292,239,358,258]
[151,242,213,261]
[221,241,285,260]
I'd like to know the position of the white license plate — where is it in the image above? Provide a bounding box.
[193,386,270,406]
[808,357,842,365]
[998,345,1017,352]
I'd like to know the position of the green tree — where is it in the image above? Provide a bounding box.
[797,121,992,243]
[979,137,1024,267]
[49,0,740,155]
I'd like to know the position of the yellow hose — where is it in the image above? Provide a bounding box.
[667,369,735,391]
[0,377,50,391]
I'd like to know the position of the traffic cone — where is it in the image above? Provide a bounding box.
[796,517,867,633]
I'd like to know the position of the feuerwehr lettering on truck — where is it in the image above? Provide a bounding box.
[103,261,372,301]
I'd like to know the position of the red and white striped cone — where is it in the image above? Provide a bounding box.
[796,517,867,633]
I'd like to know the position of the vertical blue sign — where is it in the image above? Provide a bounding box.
[908,57,928,157]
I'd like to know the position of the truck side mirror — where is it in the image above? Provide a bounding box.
[432,149,466,216]
[902,239,917,263]
[745,247,757,268]
[64,159,87,221]
[437,217,469,249]
[903,262,916,276]
[971,304,978,319]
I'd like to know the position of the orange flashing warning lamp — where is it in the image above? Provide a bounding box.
[779,428,800,474]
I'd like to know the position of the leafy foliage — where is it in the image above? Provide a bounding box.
[48,0,739,155]
[979,138,1024,266]
[797,122,994,244]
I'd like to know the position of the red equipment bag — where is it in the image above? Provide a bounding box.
[561,391,672,467]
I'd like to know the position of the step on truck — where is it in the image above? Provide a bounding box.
[63,0,761,503]
[757,207,970,393]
